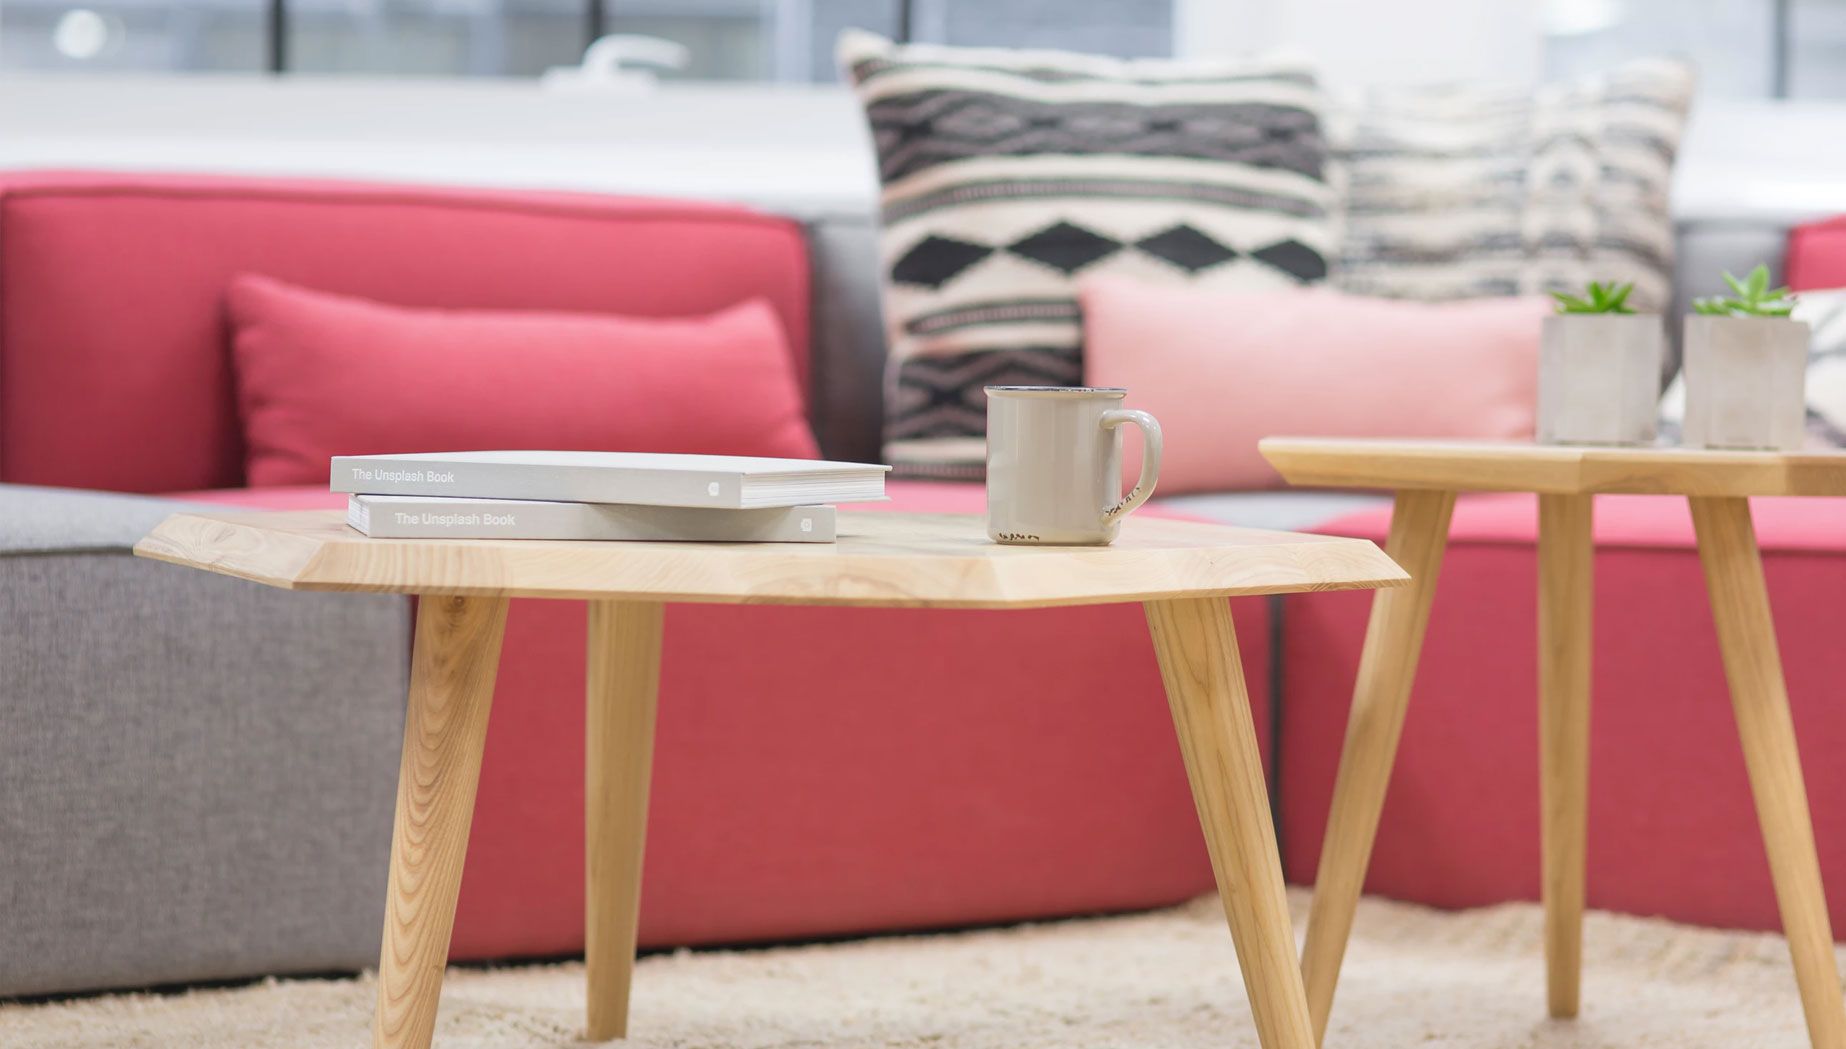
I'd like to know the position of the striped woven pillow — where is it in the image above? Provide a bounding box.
[839,29,1335,479]
[1330,58,1695,313]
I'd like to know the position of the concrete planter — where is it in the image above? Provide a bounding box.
[1681,316,1811,451]
[1536,315,1665,446]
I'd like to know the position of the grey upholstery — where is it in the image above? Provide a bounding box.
[802,213,888,464]
[0,484,198,553]
[0,485,410,996]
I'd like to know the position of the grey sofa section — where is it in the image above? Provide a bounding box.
[1154,490,1393,531]
[803,212,889,465]
[1,486,410,997]
[0,485,199,554]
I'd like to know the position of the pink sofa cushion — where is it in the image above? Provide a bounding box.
[1787,214,1846,291]
[1080,278,1548,492]
[0,171,809,493]
[227,275,818,486]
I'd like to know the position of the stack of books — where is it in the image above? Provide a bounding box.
[333,451,890,543]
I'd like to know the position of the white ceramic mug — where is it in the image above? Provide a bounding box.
[984,386,1163,545]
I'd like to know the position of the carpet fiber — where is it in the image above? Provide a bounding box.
[4,891,1831,1048]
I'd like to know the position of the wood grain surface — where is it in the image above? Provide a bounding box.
[584,601,665,1041]
[1691,496,1846,1049]
[134,510,1407,608]
[1147,596,1316,1049]
[1261,438,1846,496]
[1537,493,1593,1020]
[373,595,509,1049]
[1298,489,1455,1043]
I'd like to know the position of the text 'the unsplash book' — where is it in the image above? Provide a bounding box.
[347,495,835,542]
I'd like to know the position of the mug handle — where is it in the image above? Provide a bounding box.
[1100,409,1162,524]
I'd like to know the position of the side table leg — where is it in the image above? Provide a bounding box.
[374,595,510,1049]
[1538,493,1594,1019]
[1690,496,1846,1049]
[1300,489,1455,1043]
[1146,597,1314,1049]
[585,601,665,1041]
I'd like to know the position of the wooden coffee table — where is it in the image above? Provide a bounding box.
[136,509,1405,1049]
[1260,437,1846,1049]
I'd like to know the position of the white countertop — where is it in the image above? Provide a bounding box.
[1,73,1842,225]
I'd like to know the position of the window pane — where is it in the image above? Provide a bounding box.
[806,0,899,81]
[1790,0,1846,98]
[607,0,771,80]
[912,0,1173,58]
[0,0,264,71]
[288,0,582,76]
[625,0,1171,84]
[1543,0,1772,97]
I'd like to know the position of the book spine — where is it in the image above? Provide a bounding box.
[348,497,835,543]
[331,458,745,509]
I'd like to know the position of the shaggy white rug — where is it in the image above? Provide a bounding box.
[3,891,1833,1048]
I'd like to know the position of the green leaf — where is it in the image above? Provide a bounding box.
[1606,283,1634,313]
[1723,270,1750,298]
[1747,264,1770,299]
[1692,296,1733,316]
[1550,291,1592,314]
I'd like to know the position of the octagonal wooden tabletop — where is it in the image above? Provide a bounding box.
[134,509,1408,608]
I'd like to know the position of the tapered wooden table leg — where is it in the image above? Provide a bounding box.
[1690,496,1846,1049]
[1299,489,1454,1043]
[585,601,665,1041]
[1146,597,1314,1049]
[374,595,510,1049]
[1538,493,1593,1019]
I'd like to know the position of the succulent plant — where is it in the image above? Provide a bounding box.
[1692,265,1798,318]
[1551,280,1636,315]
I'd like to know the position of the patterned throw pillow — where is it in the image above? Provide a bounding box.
[1331,58,1695,313]
[839,29,1335,478]
[1659,289,1846,447]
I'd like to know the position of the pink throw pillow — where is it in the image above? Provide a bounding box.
[227,275,819,486]
[1081,279,1548,492]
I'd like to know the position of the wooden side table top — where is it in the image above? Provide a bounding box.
[133,509,1407,608]
[1260,437,1846,497]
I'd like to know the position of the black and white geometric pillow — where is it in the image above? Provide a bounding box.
[1330,58,1695,313]
[1659,289,1846,446]
[839,29,1335,478]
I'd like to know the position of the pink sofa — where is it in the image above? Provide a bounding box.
[1,171,1245,962]
[1280,492,1846,932]
[15,168,1835,986]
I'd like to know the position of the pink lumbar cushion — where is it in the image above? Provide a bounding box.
[1081,278,1548,492]
[227,274,820,487]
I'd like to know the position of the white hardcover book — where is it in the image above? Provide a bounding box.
[347,495,836,542]
[331,451,888,509]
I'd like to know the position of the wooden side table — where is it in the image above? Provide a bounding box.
[136,510,1405,1049]
[1260,437,1846,1049]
